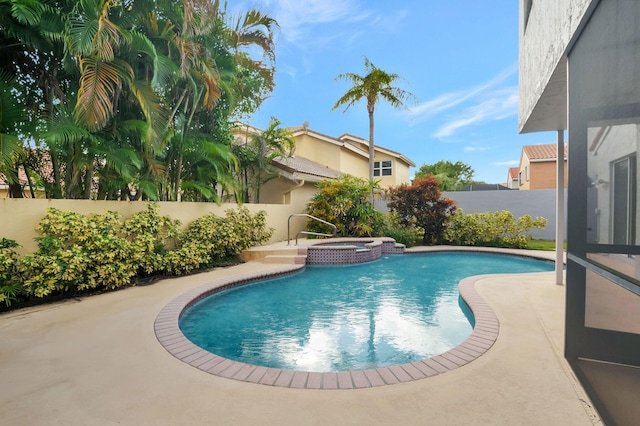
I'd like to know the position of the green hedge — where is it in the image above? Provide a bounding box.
[443,209,547,248]
[0,204,273,307]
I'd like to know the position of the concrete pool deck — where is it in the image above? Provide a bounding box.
[0,247,602,425]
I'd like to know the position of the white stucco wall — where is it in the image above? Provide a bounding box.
[443,189,567,240]
[518,0,592,133]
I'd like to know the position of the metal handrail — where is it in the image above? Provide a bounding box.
[287,214,337,245]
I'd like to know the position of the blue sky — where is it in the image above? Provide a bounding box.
[232,0,556,184]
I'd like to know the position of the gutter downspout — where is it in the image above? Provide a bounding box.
[556,129,565,285]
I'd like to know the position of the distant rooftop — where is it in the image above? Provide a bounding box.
[523,143,568,161]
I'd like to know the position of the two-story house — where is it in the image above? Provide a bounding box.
[517,143,568,190]
[232,123,415,208]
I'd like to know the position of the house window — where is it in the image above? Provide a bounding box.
[525,166,530,181]
[518,171,523,186]
[611,154,637,245]
[374,160,392,177]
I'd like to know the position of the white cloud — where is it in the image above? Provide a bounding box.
[263,0,366,43]
[434,86,519,138]
[464,146,490,152]
[408,64,517,123]
[492,160,520,166]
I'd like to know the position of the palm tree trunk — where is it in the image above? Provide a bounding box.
[368,106,375,181]
[23,164,36,198]
[174,155,183,202]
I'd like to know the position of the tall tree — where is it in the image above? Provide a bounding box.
[414,160,482,191]
[0,0,279,201]
[332,56,415,181]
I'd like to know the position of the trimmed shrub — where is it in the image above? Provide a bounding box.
[384,212,423,247]
[4,205,274,302]
[19,209,137,298]
[443,209,547,249]
[122,203,182,276]
[166,207,273,275]
[0,238,24,307]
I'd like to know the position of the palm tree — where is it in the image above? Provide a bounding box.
[232,118,295,203]
[332,57,415,181]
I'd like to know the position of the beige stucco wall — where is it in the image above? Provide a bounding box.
[293,134,346,171]
[373,152,411,188]
[530,161,568,189]
[519,159,568,190]
[339,149,369,180]
[294,133,370,181]
[0,199,306,255]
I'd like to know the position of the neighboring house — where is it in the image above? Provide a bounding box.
[260,155,341,206]
[506,167,519,189]
[517,143,568,190]
[232,123,415,206]
[334,132,415,188]
[287,126,415,189]
[0,168,46,199]
[519,0,640,424]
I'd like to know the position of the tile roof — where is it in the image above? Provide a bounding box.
[0,170,30,186]
[523,143,568,161]
[508,167,519,179]
[272,156,341,180]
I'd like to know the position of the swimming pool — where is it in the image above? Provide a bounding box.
[177,252,554,373]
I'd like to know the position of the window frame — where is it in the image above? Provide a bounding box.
[373,160,393,177]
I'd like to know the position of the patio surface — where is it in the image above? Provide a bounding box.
[0,247,602,425]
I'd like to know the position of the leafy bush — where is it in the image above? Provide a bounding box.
[166,207,273,275]
[122,203,182,276]
[305,175,386,237]
[0,238,24,307]
[383,212,423,247]
[387,175,457,244]
[443,210,547,248]
[19,209,138,298]
[4,205,274,303]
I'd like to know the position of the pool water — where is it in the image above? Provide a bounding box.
[179,252,554,372]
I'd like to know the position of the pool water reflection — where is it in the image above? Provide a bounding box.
[179,252,553,372]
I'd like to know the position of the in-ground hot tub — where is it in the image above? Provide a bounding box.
[304,237,405,265]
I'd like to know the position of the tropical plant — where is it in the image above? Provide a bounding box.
[387,175,457,244]
[383,212,423,247]
[0,238,24,307]
[0,69,28,198]
[0,0,279,201]
[332,56,415,181]
[232,117,295,203]
[305,175,386,237]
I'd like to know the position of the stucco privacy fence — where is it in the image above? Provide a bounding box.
[0,199,305,255]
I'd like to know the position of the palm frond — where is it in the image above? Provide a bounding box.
[9,0,44,26]
[75,57,123,130]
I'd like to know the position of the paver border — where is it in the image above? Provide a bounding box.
[154,248,556,389]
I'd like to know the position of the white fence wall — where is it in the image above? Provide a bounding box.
[442,189,567,240]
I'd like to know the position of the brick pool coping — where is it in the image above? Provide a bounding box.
[154,248,555,390]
